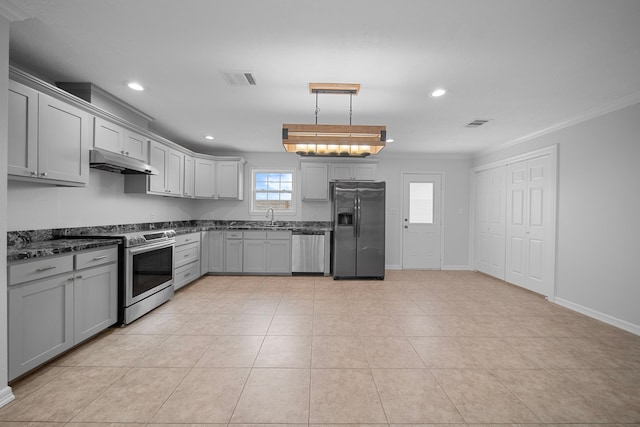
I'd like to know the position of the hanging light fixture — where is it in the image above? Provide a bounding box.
[282,83,387,157]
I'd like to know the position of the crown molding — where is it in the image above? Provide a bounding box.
[476,91,640,158]
[0,0,32,21]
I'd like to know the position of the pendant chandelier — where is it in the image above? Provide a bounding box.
[282,83,387,157]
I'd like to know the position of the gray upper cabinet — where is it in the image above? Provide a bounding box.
[125,141,184,197]
[8,79,90,186]
[194,158,245,200]
[301,162,329,201]
[94,117,150,162]
[329,162,377,181]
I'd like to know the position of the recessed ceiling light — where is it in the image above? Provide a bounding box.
[386,138,394,143]
[431,88,446,97]
[204,135,214,140]
[127,82,144,91]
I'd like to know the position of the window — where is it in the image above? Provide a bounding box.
[251,169,295,214]
[409,182,434,223]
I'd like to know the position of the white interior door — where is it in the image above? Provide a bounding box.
[402,173,442,269]
[475,166,507,279]
[506,155,555,297]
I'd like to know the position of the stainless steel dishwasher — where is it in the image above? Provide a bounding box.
[291,230,325,274]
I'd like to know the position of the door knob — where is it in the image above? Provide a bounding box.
[404,225,408,229]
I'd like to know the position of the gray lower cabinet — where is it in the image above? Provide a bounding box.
[8,270,74,381]
[207,230,225,273]
[8,246,118,381]
[174,232,201,290]
[225,231,244,273]
[243,231,291,274]
[74,262,118,344]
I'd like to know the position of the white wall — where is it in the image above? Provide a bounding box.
[474,102,640,331]
[1,13,14,406]
[193,151,472,270]
[7,170,196,230]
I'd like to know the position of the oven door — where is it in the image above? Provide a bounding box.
[125,240,174,307]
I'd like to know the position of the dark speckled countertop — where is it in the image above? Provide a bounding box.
[7,238,121,263]
[8,220,332,262]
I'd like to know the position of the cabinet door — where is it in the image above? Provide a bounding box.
[329,164,353,181]
[123,129,149,161]
[8,275,74,381]
[208,231,225,273]
[225,239,243,272]
[166,149,184,196]
[8,80,39,177]
[183,155,195,197]
[38,92,90,184]
[217,161,241,199]
[266,239,291,273]
[73,263,117,344]
[301,162,329,200]
[194,158,216,198]
[243,240,266,273]
[149,141,168,193]
[94,116,124,154]
[353,163,377,181]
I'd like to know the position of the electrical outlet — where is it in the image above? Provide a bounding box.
[150,212,155,221]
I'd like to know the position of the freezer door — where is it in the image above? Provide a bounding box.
[332,182,357,278]
[356,182,385,278]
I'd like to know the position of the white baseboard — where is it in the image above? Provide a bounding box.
[443,265,471,270]
[385,264,402,270]
[0,386,14,408]
[554,297,640,336]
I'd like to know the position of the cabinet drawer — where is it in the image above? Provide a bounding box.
[267,231,291,240]
[226,231,243,239]
[243,231,267,239]
[175,243,199,268]
[174,261,201,290]
[9,255,74,286]
[75,246,118,270]
[176,232,201,246]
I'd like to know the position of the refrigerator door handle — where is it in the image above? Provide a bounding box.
[356,194,362,237]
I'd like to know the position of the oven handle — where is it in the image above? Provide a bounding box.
[127,239,175,255]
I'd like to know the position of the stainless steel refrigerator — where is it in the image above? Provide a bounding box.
[331,181,385,279]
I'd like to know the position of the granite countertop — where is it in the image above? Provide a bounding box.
[8,220,332,262]
[7,238,121,263]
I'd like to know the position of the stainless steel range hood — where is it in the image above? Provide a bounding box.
[90,148,158,175]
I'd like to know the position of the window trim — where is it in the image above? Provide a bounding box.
[250,168,297,215]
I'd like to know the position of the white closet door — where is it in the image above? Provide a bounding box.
[475,166,507,279]
[506,155,555,297]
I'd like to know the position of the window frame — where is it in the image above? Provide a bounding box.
[250,168,297,215]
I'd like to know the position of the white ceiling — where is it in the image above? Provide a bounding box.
[4,0,640,156]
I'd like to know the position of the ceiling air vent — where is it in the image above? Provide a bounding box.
[220,70,257,86]
[465,119,490,128]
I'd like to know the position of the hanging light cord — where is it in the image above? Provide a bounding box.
[315,92,320,125]
[349,93,353,125]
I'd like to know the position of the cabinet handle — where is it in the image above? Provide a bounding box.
[92,255,108,260]
[76,274,83,279]
[68,276,74,281]
[121,150,125,154]
[125,151,129,155]
[184,272,191,277]
[40,172,48,177]
[36,265,57,272]
[30,170,37,176]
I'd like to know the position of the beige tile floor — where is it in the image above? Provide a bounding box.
[2,270,640,426]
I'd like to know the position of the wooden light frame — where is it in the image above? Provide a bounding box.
[282,124,386,157]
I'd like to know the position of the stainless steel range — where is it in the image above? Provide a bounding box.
[68,228,176,324]
[121,229,175,324]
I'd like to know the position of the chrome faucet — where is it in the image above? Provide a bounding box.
[266,207,275,226]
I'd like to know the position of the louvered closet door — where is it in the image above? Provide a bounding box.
[475,166,507,279]
[506,155,555,297]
